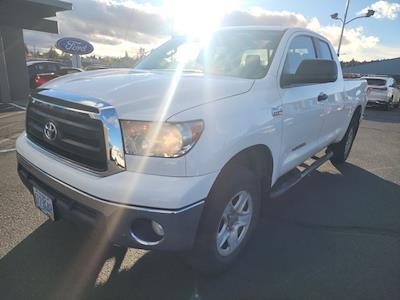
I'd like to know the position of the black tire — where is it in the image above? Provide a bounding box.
[185,166,262,274]
[384,98,393,111]
[328,112,360,164]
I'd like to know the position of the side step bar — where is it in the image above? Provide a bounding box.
[270,151,333,199]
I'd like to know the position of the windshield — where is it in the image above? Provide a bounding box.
[135,30,283,79]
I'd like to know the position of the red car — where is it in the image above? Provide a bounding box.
[33,67,83,88]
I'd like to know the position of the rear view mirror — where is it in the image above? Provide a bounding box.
[282,59,338,87]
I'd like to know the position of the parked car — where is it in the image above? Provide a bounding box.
[363,75,400,110]
[33,67,83,88]
[85,65,109,71]
[27,60,65,89]
[17,26,367,273]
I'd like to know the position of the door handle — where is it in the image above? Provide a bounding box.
[318,92,328,102]
[272,106,283,117]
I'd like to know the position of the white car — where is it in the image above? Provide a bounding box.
[17,26,367,272]
[363,76,400,110]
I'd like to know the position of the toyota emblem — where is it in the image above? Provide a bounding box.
[44,121,57,141]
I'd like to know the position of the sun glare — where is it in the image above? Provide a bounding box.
[165,0,240,38]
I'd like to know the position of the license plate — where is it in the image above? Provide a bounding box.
[33,186,55,220]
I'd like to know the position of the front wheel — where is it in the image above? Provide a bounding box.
[185,167,261,273]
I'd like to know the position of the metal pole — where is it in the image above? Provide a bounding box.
[337,0,350,56]
[0,30,11,102]
[71,54,82,68]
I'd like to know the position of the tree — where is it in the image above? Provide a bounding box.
[135,47,146,60]
[46,47,59,59]
[61,52,71,61]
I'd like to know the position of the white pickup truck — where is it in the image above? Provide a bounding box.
[17,26,367,272]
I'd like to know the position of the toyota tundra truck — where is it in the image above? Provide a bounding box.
[16,26,367,272]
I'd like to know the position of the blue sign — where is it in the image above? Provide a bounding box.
[56,37,94,55]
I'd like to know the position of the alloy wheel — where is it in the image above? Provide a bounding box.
[216,191,253,256]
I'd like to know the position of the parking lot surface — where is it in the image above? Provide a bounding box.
[0,107,399,300]
[0,103,25,153]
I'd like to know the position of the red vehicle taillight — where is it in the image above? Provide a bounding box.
[34,75,48,88]
[367,87,372,96]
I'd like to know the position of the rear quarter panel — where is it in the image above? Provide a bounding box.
[340,79,368,139]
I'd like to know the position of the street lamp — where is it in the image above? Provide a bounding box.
[331,0,375,56]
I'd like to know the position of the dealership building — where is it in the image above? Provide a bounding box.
[0,0,72,103]
[343,58,400,82]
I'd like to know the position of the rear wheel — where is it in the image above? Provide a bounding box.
[185,166,261,273]
[328,112,360,164]
[384,98,393,111]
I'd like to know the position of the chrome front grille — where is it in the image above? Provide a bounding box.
[26,89,125,176]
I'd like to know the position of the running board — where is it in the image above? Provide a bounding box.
[270,151,333,199]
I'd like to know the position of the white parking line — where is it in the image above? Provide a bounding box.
[9,103,26,111]
[0,111,25,119]
[0,124,13,131]
[368,165,400,172]
[0,148,16,153]
[0,138,11,144]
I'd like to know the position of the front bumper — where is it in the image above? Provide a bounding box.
[16,134,217,209]
[17,154,204,251]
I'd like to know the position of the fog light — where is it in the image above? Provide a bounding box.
[151,220,165,236]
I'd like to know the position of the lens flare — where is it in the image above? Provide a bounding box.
[165,0,241,38]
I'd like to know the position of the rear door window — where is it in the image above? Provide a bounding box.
[317,39,333,60]
[35,63,47,74]
[46,63,59,73]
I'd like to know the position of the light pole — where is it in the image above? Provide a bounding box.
[331,0,375,56]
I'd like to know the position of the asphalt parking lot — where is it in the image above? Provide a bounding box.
[0,106,399,300]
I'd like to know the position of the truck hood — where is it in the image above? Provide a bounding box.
[43,69,254,120]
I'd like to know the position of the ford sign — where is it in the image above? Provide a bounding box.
[56,37,94,55]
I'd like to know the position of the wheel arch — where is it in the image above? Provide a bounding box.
[354,105,362,120]
[208,144,274,200]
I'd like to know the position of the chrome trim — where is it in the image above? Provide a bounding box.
[29,91,126,177]
[30,97,99,117]
[130,231,163,246]
[131,199,205,215]
[272,106,283,117]
[17,152,205,214]
[43,120,57,141]
[32,88,111,112]
[96,106,126,171]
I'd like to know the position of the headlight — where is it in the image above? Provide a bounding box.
[121,120,204,157]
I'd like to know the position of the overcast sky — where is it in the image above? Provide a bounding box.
[23,0,400,61]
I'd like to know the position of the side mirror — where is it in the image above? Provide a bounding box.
[282,59,338,86]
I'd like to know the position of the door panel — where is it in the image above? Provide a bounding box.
[279,85,325,175]
[278,35,326,175]
[315,38,347,144]
[318,81,346,145]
